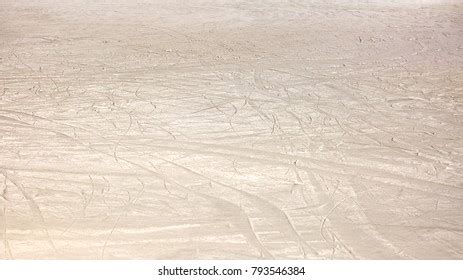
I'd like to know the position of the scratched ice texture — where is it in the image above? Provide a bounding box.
[0,0,462,259]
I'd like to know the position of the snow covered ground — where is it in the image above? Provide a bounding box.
[1,0,462,259]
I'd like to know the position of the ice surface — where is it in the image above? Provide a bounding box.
[0,0,462,259]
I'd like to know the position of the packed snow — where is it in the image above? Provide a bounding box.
[0,0,462,259]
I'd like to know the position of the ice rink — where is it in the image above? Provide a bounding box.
[1,0,462,259]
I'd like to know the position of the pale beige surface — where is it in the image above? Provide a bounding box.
[0,0,462,259]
